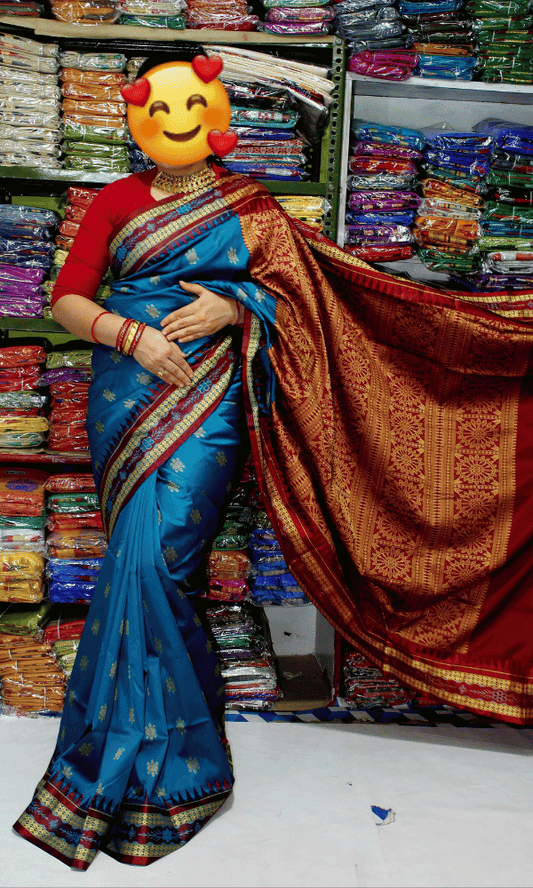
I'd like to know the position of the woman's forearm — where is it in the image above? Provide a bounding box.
[51,294,125,347]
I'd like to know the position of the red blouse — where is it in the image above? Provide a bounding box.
[51,165,224,307]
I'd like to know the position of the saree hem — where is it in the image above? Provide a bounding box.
[13,768,233,870]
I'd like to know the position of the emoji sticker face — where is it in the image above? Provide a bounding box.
[123,58,236,167]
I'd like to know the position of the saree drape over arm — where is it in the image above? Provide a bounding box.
[13,167,533,871]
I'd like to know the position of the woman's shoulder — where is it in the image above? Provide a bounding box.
[96,169,155,203]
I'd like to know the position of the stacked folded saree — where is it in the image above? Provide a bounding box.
[0,344,48,450]
[259,0,334,36]
[414,126,491,275]
[40,360,91,453]
[0,33,61,169]
[117,0,185,28]
[334,0,407,50]
[345,119,422,261]
[398,0,476,79]
[185,0,259,30]
[468,0,533,84]
[0,468,48,604]
[0,205,58,298]
[205,602,281,710]
[450,118,533,294]
[0,602,66,714]
[58,50,129,166]
[46,484,103,604]
[342,650,411,708]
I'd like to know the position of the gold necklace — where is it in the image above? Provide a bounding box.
[153,166,216,196]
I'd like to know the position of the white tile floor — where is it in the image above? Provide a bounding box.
[2,713,533,888]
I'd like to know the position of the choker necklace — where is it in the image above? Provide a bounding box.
[153,166,216,196]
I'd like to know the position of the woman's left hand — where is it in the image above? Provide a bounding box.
[161,280,237,343]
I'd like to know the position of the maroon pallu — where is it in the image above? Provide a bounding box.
[236,191,533,724]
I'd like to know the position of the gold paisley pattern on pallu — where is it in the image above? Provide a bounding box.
[238,191,533,720]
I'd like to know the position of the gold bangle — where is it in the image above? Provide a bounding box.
[122,320,140,355]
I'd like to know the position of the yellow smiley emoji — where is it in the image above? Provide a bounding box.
[123,59,235,167]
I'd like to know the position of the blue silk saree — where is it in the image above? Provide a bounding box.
[14,172,277,868]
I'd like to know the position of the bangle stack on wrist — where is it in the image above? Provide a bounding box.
[116,318,147,355]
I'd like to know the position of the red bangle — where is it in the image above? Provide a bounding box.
[128,322,146,355]
[90,309,112,343]
[116,318,134,353]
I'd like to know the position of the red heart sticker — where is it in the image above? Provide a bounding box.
[121,78,151,106]
[207,129,238,158]
[192,55,223,83]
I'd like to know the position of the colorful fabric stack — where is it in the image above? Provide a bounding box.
[55,185,101,254]
[347,47,419,81]
[116,0,186,26]
[40,349,92,454]
[334,0,410,54]
[248,525,310,606]
[414,124,491,278]
[0,601,66,714]
[258,0,335,36]
[451,117,533,292]
[210,45,333,151]
[184,0,259,29]
[0,344,48,450]
[50,0,119,23]
[342,650,410,708]
[0,32,61,169]
[0,205,58,304]
[0,468,47,604]
[204,602,281,710]
[399,0,476,79]
[345,118,422,262]
[468,0,533,85]
[43,605,87,679]
[221,81,305,181]
[204,479,254,603]
[276,195,330,231]
[58,50,130,175]
[44,186,109,318]
[45,473,104,603]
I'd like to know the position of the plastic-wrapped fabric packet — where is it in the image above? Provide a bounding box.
[0,526,45,553]
[347,172,418,191]
[46,492,100,513]
[51,0,120,21]
[0,600,52,635]
[347,189,419,212]
[473,118,533,155]
[0,48,58,74]
[267,6,334,21]
[62,117,129,143]
[352,118,425,151]
[414,53,477,79]
[118,13,185,25]
[347,49,419,80]
[46,529,108,559]
[59,52,126,72]
[258,21,331,34]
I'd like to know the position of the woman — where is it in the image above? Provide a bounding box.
[15,44,533,871]
[14,47,278,869]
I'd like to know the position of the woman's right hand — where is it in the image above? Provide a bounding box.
[132,325,194,388]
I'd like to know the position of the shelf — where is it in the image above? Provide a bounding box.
[0,15,337,45]
[0,318,67,333]
[337,73,533,247]
[347,73,533,104]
